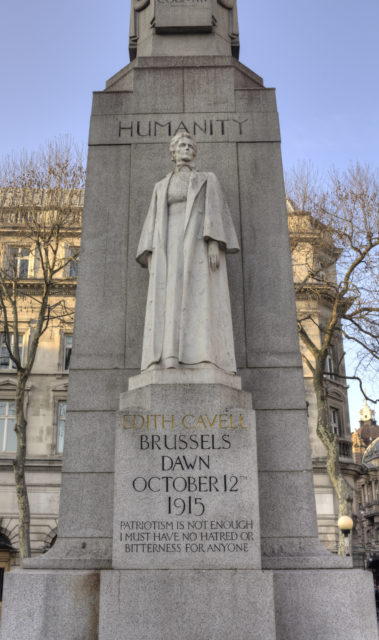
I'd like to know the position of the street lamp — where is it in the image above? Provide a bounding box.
[338,516,354,556]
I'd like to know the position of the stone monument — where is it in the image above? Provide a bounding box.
[1,1,378,638]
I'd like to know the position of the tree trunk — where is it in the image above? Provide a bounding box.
[313,361,352,555]
[13,372,31,564]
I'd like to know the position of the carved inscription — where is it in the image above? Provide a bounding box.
[89,113,280,146]
[118,118,249,139]
[120,518,254,554]
[114,410,260,568]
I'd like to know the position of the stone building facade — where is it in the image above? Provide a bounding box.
[287,201,361,556]
[353,405,379,578]
[0,191,82,594]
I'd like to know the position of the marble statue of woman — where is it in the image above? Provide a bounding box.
[136,133,239,374]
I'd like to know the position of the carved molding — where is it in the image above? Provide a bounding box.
[217,0,234,9]
[0,377,31,391]
[51,382,68,393]
[133,0,150,10]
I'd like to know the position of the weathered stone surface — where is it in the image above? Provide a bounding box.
[261,536,352,570]
[105,57,263,94]
[256,409,313,472]
[237,141,301,367]
[115,391,260,569]
[183,66,236,112]
[24,538,111,570]
[62,411,116,473]
[242,367,306,410]
[99,569,276,640]
[68,369,134,411]
[120,383,252,414]
[129,368,242,390]
[259,470,318,539]
[71,144,130,371]
[155,4,213,34]
[262,538,352,570]
[132,67,185,113]
[0,570,100,640]
[235,88,277,112]
[58,472,113,538]
[274,569,377,640]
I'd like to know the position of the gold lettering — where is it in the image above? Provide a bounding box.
[195,415,207,429]
[134,415,145,429]
[182,415,195,429]
[162,415,175,429]
[123,414,145,429]
[218,414,228,429]
[205,414,218,428]
[151,415,160,429]
[240,414,249,429]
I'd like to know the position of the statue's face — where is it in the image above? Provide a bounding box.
[174,138,196,164]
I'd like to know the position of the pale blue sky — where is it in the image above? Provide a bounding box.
[1,0,378,424]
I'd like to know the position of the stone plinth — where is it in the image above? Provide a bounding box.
[128,369,242,390]
[98,570,276,640]
[0,570,99,640]
[274,569,378,640]
[115,385,260,570]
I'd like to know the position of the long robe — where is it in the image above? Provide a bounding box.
[136,170,240,373]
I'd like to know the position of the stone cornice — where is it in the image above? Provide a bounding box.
[0,457,62,472]
[0,279,77,296]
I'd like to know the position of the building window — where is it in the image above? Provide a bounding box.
[0,566,4,604]
[0,401,16,453]
[68,247,79,278]
[329,407,341,435]
[63,335,72,371]
[57,401,66,454]
[8,247,31,278]
[0,333,23,370]
[325,354,335,380]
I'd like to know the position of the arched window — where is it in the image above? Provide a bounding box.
[0,533,13,613]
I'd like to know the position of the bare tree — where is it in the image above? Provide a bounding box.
[287,162,379,553]
[0,138,85,563]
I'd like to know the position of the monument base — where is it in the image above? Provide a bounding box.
[98,569,276,640]
[0,570,100,640]
[273,569,377,640]
[128,368,242,390]
[2,566,377,640]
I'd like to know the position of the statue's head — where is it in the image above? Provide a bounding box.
[170,133,197,165]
